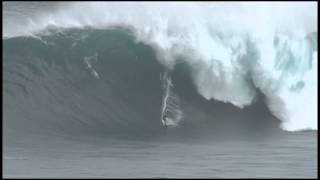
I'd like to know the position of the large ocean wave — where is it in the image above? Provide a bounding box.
[4,28,282,140]
[3,2,317,134]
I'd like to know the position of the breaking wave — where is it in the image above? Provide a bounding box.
[3,2,317,135]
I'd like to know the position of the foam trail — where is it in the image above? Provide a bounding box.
[161,70,182,127]
[84,53,100,79]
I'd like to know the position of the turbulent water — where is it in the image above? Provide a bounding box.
[3,2,318,178]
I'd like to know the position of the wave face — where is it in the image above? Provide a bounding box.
[4,28,281,140]
[3,2,317,135]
